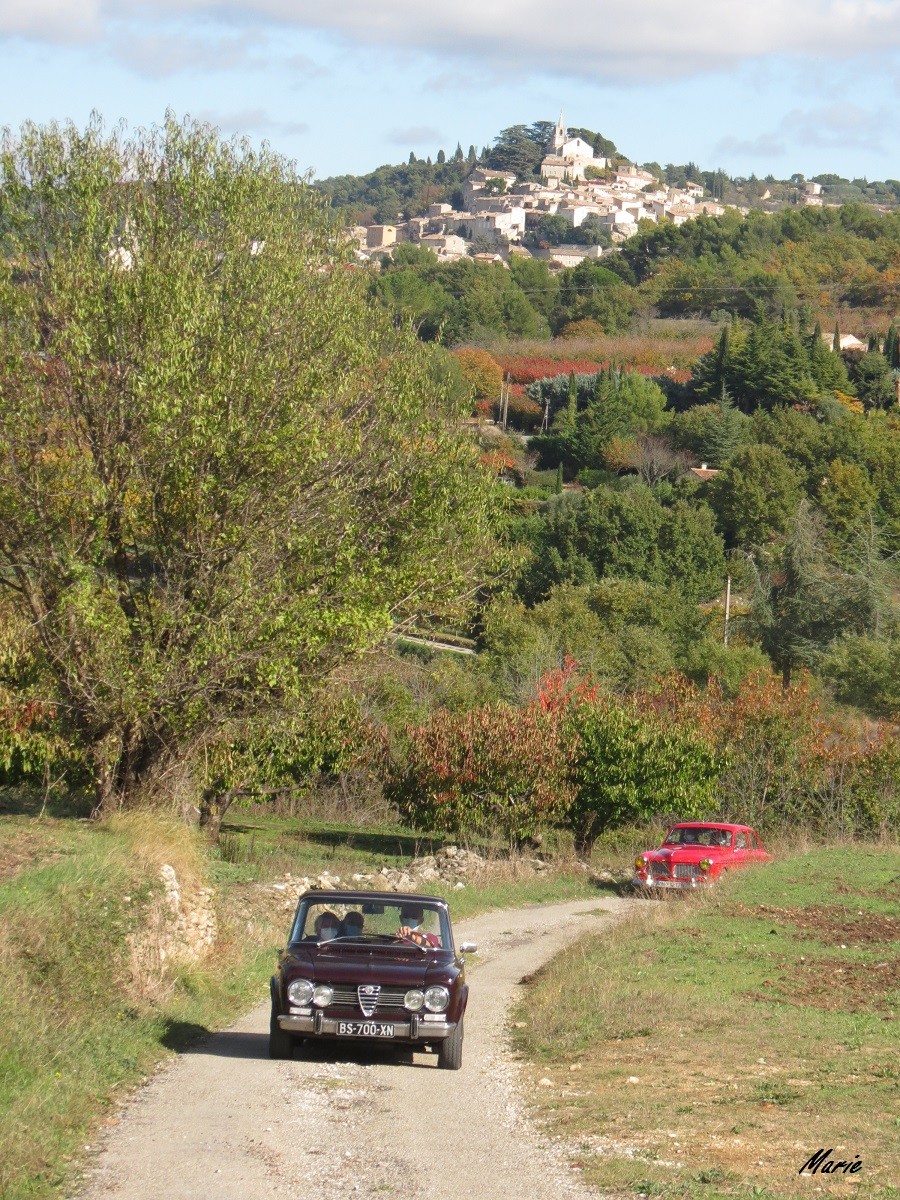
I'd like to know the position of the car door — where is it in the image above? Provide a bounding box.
[733,829,750,866]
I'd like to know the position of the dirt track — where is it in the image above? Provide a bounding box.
[76,895,630,1200]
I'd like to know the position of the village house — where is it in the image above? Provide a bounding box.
[540,115,607,183]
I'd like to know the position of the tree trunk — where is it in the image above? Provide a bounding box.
[198,789,238,843]
[573,826,597,860]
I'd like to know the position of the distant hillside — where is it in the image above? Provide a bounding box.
[314,119,900,223]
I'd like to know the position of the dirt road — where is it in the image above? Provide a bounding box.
[77,895,629,1200]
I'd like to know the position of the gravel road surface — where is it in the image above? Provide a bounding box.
[76,895,630,1200]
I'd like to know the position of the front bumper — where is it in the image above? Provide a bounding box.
[632,874,711,890]
[278,1012,456,1040]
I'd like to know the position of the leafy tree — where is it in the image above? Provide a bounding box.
[565,695,722,855]
[847,351,896,410]
[485,125,545,178]
[819,635,900,717]
[451,348,502,401]
[706,444,803,548]
[0,116,497,814]
[745,503,893,685]
[816,459,877,539]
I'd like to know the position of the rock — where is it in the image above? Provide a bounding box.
[538,1077,553,1087]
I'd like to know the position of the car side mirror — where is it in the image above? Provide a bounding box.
[459,941,478,954]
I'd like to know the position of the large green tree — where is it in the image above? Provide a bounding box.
[0,117,496,814]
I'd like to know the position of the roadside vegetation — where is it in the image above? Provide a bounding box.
[513,845,900,1200]
[0,797,599,1200]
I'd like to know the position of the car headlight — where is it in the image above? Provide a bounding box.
[404,988,425,1012]
[424,985,450,1013]
[312,984,333,1008]
[635,856,647,870]
[287,978,314,1006]
[699,858,712,873]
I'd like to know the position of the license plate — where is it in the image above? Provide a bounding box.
[654,879,688,888]
[336,1021,395,1037]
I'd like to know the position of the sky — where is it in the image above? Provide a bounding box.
[1,2,899,185]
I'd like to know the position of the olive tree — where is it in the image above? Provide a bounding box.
[0,116,497,815]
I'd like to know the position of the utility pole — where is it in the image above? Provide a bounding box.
[723,575,732,646]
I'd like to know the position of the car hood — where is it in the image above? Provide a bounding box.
[644,847,726,863]
[284,947,445,987]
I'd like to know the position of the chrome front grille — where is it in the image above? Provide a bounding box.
[326,985,409,1012]
[649,861,670,878]
[673,863,701,879]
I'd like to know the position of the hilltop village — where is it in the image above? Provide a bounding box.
[354,116,734,267]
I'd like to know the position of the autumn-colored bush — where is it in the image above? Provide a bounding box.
[497,355,602,385]
[496,393,543,431]
[557,319,606,340]
[381,660,898,850]
[452,347,503,402]
[382,700,571,843]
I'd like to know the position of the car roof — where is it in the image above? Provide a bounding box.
[296,889,450,909]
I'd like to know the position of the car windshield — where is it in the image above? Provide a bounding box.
[664,826,733,848]
[290,899,447,948]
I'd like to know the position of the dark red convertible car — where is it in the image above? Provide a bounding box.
[632,822,771,892]
[270,890,474,1069]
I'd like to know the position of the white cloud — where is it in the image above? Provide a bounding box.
[388,125,442,145]
[198,107,309,137]
[112,30,263,78]
[4,0,900,78]
[0,0,100,40]
[715,101,889,165]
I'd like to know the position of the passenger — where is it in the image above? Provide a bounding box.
[314,911,340,942]
[398,904,441,948]
[340,911,365,939]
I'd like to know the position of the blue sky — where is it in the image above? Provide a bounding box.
[2,2,899,183]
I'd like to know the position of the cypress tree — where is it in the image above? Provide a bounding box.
[408,151,416,165]
[833,322,841,353]
[884,323,898,369]
[436,149,446,164]
[453,142,464,161]
[555,462,564,494]
[706,388,748,467]
[467,145,477,162]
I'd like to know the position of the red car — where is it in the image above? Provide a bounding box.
[632,822,771,892]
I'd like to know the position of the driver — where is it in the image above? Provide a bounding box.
[314,911,340,942]
[398,904,441,948]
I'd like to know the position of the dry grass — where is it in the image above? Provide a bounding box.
[512,847,900,1199]
[494,320,718,373]
[101,806,205,892]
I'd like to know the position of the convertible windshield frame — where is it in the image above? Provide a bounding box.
[287,891,453,952]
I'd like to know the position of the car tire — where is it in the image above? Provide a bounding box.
[269,1002,295,1060]
[437,1018,463,1070]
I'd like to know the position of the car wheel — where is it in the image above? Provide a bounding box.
[269,1001,295,1060]
[437,1018,463,1070]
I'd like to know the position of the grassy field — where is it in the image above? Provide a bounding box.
[512,846,900,1200]
[0,802,602,1200]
